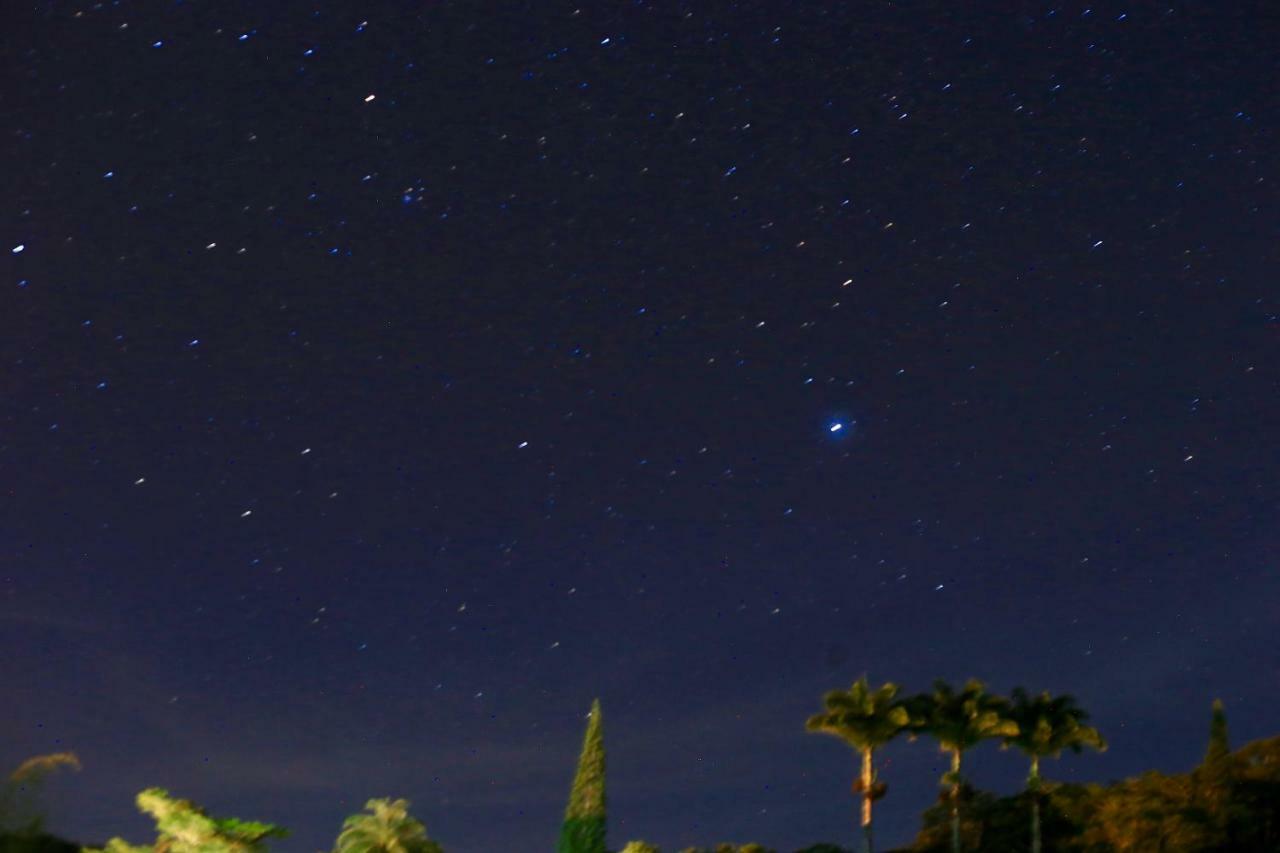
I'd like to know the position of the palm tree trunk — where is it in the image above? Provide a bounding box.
[860,747,874,853]
[1029,755,1041,853]
[950,750,962,853]
[1031,797,1041,853]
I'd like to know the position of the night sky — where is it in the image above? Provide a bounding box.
[3,3,1277,852]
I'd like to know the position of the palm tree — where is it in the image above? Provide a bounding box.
[1001,688,1106,853]
[333,799,443,853]
[908,680,1018,853]
[806,676,913,853]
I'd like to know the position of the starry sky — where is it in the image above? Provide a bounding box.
[3,2,1277,852]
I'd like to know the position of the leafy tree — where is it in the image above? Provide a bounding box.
[806,677,913,853]
[791,845,851,853]
[1000,689,1105,853]
[332,799,442,853]
[1070,725,1280,851]
[906,680,1017,853]
[0,753,80,834]
[905,782,1101,852]
[557,699,606,853]
[906,784,999,852]
[87,788,286,853]
[1081,770,1222,850]
[1222,734,1280,849]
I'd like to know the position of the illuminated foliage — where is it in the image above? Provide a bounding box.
[1082,770,1221,850]
[557,699,606,853]
[618,843,660,853]
[86,788,286,853]
[332,799,442,853]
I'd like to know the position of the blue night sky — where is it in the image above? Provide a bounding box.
[3,3,1276,851]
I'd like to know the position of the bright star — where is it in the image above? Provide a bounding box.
[829,422,844,433]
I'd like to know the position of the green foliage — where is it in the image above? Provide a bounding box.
[332,799,442,853]
[619,842,660,853]
[898,729,1280,851]
[558,700,607,853]
[26,688,1280,853]
[0,753,81,834]
[1082,770,1220,850]
[906,681,1018,767]
[1222,734,1280,849]
[564,700,606,822]
[806,679,912,755]
[1080,734,1280,851]
[97,840,148,853]
[1001,689,1106,778]
[556,818,604,853]
[904,782,1101,852]
[86,788,286,853]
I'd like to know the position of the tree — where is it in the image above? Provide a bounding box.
[907,680,1017,853]
[806,677,913,853]
[89,787,286,853]
[1222,734,1280,849]
[905,782,1102,852]
[1000,689,1105,853]
[332,799,443,853]
[0,753,80,834]
[1204,698,1230,768]
[557,699,606,853]
[1081,770,1222,850]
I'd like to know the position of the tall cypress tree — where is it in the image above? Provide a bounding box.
[1204,698,1231,766]
[557,699,606,853]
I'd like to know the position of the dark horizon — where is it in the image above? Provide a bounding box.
[5,2,1277,851]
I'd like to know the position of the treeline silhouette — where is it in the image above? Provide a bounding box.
[3,680,1278,852]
